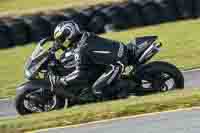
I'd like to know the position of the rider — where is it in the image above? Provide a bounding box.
[53,20,130,98]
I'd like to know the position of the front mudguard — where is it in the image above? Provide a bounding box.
[16,80,51,95]
[16,80,72,99]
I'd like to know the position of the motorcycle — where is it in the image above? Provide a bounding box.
[15,36,184,115]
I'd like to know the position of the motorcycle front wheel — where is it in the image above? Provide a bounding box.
[15,81,66,115]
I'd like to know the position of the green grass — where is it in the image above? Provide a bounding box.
[0,89,200,132]
[0,0,125,17]
[1,19,200,98]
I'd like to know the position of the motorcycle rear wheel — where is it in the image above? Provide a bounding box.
[134,61,184,93]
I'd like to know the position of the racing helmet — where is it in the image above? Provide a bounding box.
[54,20,81,46]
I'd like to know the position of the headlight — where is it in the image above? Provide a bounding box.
[24,56,48,79]
[24,64,38,79]
[25,69,32,79]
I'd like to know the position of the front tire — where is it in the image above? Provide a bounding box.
[15,86,65,115]
[134,61,184,93]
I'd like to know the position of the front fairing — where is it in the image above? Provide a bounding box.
[24,43,49,80]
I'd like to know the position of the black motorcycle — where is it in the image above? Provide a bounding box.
[15,36,184,115]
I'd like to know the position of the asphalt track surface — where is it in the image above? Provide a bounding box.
[38,108,200,133]
[1,70,200,118]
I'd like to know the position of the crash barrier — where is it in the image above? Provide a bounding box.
[0,0,199,49]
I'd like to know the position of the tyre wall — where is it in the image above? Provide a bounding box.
[0,0,199,48]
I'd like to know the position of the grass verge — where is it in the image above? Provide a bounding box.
[1,19,200,98]
[0,89,200,132]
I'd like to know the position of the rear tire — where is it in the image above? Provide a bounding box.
[134,61,184,93]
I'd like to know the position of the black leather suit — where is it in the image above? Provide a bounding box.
[62,32,128,95]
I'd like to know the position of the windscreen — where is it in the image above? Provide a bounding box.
[31,44,45,60]
[31,41,54,60]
